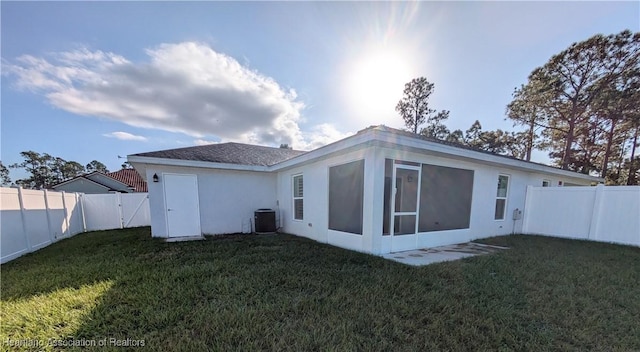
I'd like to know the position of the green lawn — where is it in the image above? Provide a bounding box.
[2,228,639,351]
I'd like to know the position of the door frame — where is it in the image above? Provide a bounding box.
[390,164,422,252]
[162,173,201,238]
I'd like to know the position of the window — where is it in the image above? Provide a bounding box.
[383,160,475,234]
[418,164,474,232]
[329,160,364,234]
[292,174,303,220]
[494,174,509,220]
[542,179,550,187]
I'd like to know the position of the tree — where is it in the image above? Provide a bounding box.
[461,120,524,158]
[445,129,464,144]
[61,161,85,180]
[86,160,109,173]
[10,151,56,189]
[9,151,100,189]
[419,110,452,140]
[464,120,483,145]
[526,34,611,169]
[506,84,547,161]
[594,71,640,181]
[279,144,292,149]
[507,30,639,177]
[624,110,640,185]
[396,77,436,134]
[0,161,11,186]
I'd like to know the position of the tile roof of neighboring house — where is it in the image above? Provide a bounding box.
[51,170,147,193]
[108,169,148,192]
[132,142,307,166]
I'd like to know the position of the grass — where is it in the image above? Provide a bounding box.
[1,228,639,351]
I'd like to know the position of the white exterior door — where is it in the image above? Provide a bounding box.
[391,165,421,252]
[163,174,201,238]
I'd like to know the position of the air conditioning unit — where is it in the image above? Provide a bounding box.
[254,209,276,234]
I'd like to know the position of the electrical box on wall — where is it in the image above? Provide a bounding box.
[512,208,522,220]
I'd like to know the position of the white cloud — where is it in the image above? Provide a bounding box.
[193,139,218,146]
[103,131,148,141]
[4,42,348,149]
[299,123,353,150]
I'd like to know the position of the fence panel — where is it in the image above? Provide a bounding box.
[522,187,594,239]
[0,188,28,263]
[22,189,53,249]
[82,194,122,231]
[522,185,640,247]
[64,193,85,236]
[594,187,640,246]
[1,187,150,264]
[121,193,150,228]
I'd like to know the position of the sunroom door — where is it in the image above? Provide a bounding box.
[391,165,421,252]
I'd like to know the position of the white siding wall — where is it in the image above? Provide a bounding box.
[276,145,592,254]
[375,147,591,253]
[53,179,110,194]
[142,147,593,253]
[276,148,374,252]
[145,165,277,237]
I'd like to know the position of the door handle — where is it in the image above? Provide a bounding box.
[167,208,173,212]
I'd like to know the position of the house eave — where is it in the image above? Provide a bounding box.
[51,176,112,191]
[127,155,271,172]
[371,131,604,183]
[128,128,604,183]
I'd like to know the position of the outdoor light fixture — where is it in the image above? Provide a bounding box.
[152,173,159,183]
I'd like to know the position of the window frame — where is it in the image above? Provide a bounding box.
[494,174,510,221]
[292,174,304,221]
[418,163,474,232]
[542,179,550,187]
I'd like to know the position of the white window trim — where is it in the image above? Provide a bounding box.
[494,174,510,221]
[292,174,303,221]
[542,179,551,187]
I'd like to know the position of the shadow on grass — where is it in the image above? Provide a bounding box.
[2,230,640,351]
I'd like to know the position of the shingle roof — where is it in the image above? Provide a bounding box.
[108,169,148,192]
[132,142,307,166]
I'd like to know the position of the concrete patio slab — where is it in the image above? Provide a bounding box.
[381,242,508,266]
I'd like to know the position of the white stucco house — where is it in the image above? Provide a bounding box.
[128,125,602,254]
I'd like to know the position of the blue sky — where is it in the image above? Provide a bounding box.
[2,1,638,180]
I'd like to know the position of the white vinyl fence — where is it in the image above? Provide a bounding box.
[1,187,150,263]
[522,184,640,247]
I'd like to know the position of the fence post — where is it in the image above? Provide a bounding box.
[587,184,604,240]
[61,191,71,238]
[79,193,87,232]
[43,189,56,242]
[17,187,32,251]
[117,192,124,229]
